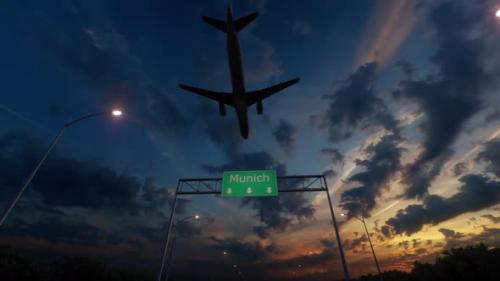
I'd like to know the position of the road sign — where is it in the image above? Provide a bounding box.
[221,170,278,197]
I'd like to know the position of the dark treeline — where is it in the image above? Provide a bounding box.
[354,244,500,281]
[1,244,499,281]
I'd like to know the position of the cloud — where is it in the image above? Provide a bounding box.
[2,215,117,246]
[201,95,314,236]
[394,1,497,199]
[36,9,187,134]
[385,174,500,236]
[273,119,297,155]
[319,62,398,142]
[438,228,464,240]
[355,0,418,66]
[210,237,274,263]
[321,148,344,165]
[440,227,500,249]
[393,60,417,78]
[340,134,403,217]
[0,131,174,215]
[202,148,314,236]
[242,191,315,236]
[481,214,500,224]
[203,151,286,176]
[453,162,468,177]
[476,138,500,178]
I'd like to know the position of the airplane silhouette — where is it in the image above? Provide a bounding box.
[179,7,299,139]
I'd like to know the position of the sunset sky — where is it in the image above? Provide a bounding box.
[0,0,499,280]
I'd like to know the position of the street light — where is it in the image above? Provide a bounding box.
[341,213,383,281]
[496,8,500,18]
[0,109,123,228]
[158,214,201,281]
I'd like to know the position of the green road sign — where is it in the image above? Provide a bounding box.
[222,170,278,197]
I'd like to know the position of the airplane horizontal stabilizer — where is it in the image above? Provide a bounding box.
[234,12,258,32]
[202,16,227,33]
[179,84,234,106]
[246,78,300,105]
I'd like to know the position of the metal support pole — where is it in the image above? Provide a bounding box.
[323,177,350,281]
[157,182,180,281]
[0,111,110,229]
[362,218,383,281]
[164,224,178,281]
[0,127,66,227]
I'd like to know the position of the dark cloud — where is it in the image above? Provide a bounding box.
[273,119,297,155]
[202,151,286,176]
[0,132,173,215]
[343,235,368,253]
[319,62,398,142]
[453,162,468,177]
[340,134,403,218]
[200,102,316,235]
[203,149,314,236]
[380,225,391,238]
[402,151,453,199]
[481,214,500,224]
[2,215,113,246]
[438,228,464,240]
[323,169,337,178]
[476,139,500,178]
[242,192,314,234]
[36,7,187,133]
[385,174,500,236]
[394,1,497,199]
[321,148,344,165]
[210,237,274,263]
[174,220,202,238]
[253,226,271,239]
[393,59,417,78]
[439,226,500,249]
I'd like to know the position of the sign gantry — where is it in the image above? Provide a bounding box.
[157,174,351,281]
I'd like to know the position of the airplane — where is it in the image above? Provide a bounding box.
[179,7,300,139]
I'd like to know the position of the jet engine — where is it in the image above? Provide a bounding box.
[257,101,263,114]
[219,102,227,116]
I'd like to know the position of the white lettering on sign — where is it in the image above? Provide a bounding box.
[229,173,271,183]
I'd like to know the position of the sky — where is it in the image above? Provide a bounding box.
[0,0,499,280]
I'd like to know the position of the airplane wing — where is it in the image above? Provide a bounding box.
[246,78,300,105]
[202,16,227,33]
[179,84,234,106]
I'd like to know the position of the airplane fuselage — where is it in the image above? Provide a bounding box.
[226,10,249,139]
[179,9,299,139]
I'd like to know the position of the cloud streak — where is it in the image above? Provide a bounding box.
[355,0,418,67]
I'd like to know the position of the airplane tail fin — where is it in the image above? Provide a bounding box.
[234,12,258,32]
[202,12,258,33]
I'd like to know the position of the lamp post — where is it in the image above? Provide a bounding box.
[341,213,383,281]
[0,109,123,228]
[159,214,200,281]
